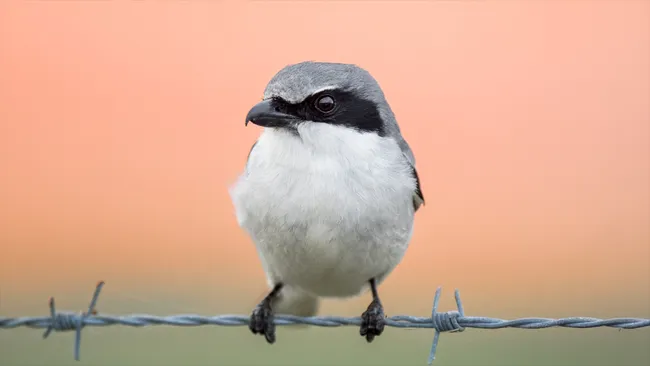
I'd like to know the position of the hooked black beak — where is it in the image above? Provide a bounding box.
[245,99,298,128]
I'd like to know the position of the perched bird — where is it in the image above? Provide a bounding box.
[229,61,424,344]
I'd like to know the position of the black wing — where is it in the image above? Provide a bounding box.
[245,141,258,172]
[411,165,425,212]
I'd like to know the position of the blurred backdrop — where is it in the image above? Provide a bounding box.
[1,1,648,365]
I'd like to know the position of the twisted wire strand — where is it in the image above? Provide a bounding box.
[4,313,650,330]
[1,282,648,365]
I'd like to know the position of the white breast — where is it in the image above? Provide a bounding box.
[229,123,417,297]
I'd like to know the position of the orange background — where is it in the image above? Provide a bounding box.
[1,1,648,365]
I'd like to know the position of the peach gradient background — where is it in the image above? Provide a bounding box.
[1,1,648,365]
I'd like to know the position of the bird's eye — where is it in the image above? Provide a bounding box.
[314,95,336,114]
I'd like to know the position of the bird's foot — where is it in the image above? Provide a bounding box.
[249,299,276,344]
[360,298,385,342]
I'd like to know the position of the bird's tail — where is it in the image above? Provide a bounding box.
[273,286,319,329]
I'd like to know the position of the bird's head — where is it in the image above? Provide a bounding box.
[245,61,397,136]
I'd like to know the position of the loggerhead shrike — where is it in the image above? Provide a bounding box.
[230,61,424,344]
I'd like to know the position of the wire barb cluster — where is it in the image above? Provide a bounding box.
[41,281,104,361]
[1,282,649,364]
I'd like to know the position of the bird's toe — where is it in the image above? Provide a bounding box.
[249,300,276,344]
[360,299,385,343]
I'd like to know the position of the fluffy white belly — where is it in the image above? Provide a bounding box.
[230,124,417,297]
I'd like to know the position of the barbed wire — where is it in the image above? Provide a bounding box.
[1,281,648,364]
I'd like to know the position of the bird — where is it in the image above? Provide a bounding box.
[229,61,424,345]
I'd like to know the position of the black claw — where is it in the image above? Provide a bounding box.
[249,299,276,344]
[360,298,385,342]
